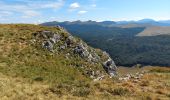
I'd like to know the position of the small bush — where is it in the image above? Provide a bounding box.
[140,94,155,100]
[72,87,90,97]
[34,77,43,81]
[49,87,63,96]
[140,80,150,86]
[112,87,130,96]
[94,83,100,88]
[166,94,170,97]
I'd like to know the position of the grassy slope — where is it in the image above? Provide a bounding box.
[137,26,170,36]
[0,24,92,84]
[0,24,170,100]
[0,66,169,100]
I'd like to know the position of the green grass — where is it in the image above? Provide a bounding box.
[0,24,105,85]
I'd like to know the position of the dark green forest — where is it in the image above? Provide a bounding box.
[42,22,170,67]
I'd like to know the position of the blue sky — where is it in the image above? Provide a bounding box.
[0,0,170,23]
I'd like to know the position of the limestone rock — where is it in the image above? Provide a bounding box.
[42,40,53,51]
[50,33,61,44]
[103,58,117,77]
[41,31,54,38]
[66,35,76,46]
[74,43,89,58]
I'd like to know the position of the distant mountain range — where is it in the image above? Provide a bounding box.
[41,19,170,67]
[42,19,170,27]
[41,19,170,36]
[116,19,170,26]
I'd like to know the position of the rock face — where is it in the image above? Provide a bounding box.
[103,52,117,77]
[50,34,61,43]
[74,43,89,58]
[33,27,117,78]
[42,40,53,51]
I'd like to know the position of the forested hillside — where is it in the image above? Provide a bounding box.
[42,21,170,67]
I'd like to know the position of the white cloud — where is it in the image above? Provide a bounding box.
[0,0,65,18]
[70,2,80,9]
[78,10,87,14]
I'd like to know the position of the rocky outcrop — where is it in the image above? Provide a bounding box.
[33,27,117,78]
[74,43,89,58]
[42,40,54,51]
[102,52,117,77]
[118,71,148,81]
[103,58,117,77]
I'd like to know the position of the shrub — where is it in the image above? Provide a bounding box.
[166,94,170,97]
[140,80,150,86]
[72,87,90,97]
[34,77,43,81]
[111,87,130,96]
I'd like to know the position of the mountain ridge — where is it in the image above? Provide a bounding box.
[42,19,170,26]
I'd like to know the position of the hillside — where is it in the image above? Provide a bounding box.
[0,24,170,99]
[41,21,170,67]
[137,26,170,36]
[0,24,117,97]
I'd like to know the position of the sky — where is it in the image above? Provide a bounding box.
[0,0,170,24]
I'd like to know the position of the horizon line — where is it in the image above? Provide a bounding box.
[0,18,170,24]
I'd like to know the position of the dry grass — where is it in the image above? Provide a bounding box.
[137,26,170,36]
[0,65,170,100]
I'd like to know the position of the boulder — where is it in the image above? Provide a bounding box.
[41,31,54,38]
[66,35,76,46]
[103,58,117,77]
[60,45,66,50]
[74,43,89,58]
[50,33,61,43]
[93,75,105,81]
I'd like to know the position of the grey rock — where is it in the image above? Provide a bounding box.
[93,75,105,81]
[66,35,76,46]
[42,40,53,51]
[56,25,62,28]
[65,53,70,59]
[60,45,66,50]
[88,50,100,63]
[30,39,36,44]
[50,34,61,43]
[87,54,93,62]
[103,58,117,77]
[74,43,89,58]
[41,31,54,38]
[103,51,117,77]
[133,79,140,83]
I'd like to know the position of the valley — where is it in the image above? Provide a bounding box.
[42,20,170,67]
